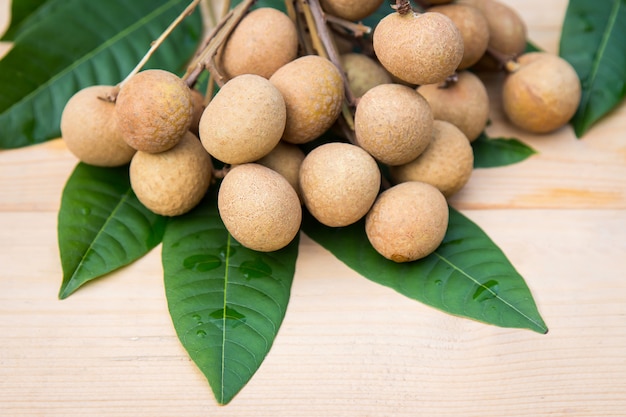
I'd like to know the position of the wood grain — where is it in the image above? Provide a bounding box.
[1,0,625,416]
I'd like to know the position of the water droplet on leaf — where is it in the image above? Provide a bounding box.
[209,306,247,330]
[183,254,221,272]
[196,329,207,338]
[473,280,500,302]
[239,258,273,280]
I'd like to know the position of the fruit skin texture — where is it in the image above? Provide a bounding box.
[355,83,433,166]
[340,53,392,98]
[270,55,344,144]
[428,4,490,70]
[390,120,474,198]
[365,181,449,262]
[61,85,136,167]
[130,131,213,217]
[115,69,193,153]
[220,8,298,79]
[199,74,286,164]
[189,88,205,136]
[299,142,381,227]
[256,141,306,202]
[502,52,582,134]
[373,12,463,86]
[417,70,489,142]
[320,0,384,22]
[218,163,302,252]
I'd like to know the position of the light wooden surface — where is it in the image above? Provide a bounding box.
[1,1,626,416]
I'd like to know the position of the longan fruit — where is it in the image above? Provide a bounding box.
[189,88,205,136]
[220,8,298,79]
[130,132,213,217]
[256,141,306,202]
[428,0,454,4]
[340,52,392,98]
[199,74,286,164]
[270,55,344,144]
[320,0,384,21]
[390,120,474,198]
[373,12,463,85]
[218,163,302,252]
[299,142,381,227]
[502,52,581,134]
[365,181,449,262]
[60,85,135,167]
[428,3,489,70]
[355,83,433,165]
[417,70,489,142]
[115,69,193,153]
[459,0,526,68]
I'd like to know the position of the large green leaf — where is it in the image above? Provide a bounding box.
[302,207,548,334]
[472,132,537,168]
[1,0,56,40]
[58,163,167,299]
[560,0,626,137]
[162,195,300,405]
[0,0,201,149]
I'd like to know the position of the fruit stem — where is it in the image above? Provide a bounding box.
[118,0,202,91]
[325,15,371,37]
[438,73,459,89]
[485,46,521,73]
[393,0,413,15]
[182,0,256,87]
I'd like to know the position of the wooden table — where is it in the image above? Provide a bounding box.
[1,0,625,415]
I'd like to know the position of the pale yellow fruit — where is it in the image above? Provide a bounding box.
[320,0,384,21]
[502,52,581,133]
[428,4,489,70]
[373,12,463,85]
[355,83,433,165]
[256,141,305,201]
[299,142,381,227]
[340,52,392,98]
[220,8,298,79]
[365,181,449,262]
[270,55,344,144]
[390,120,473,198]
[115,69,193,153]
[218,163,302,252]
[199,74,286,164]
[130,132,213,217]
[417,70,489,141]
[60,85,135,167]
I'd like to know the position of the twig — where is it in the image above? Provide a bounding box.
[325,15,371,37]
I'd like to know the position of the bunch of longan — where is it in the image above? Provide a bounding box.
[59,0,582,263]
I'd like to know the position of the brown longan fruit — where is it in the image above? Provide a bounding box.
[130,132,213,217]
[256,141,306,202]
[340,52,392,98]
[428,0,454,3]
[299,142,381,227]
[199,74,286,164]
[60,85,135,167]
[189,88,205,136]
[417,70,489,142]
[320,0,384,21]
[218,163,302,252]
[355,83,433,166]
[428,3,490,70]
[502,52,581,134]
[220,8,298,79]
[365,181,449,262]
[115,69,193,153]
[270,55,344,144]
[390,120,474,198]
[373,12,463,85]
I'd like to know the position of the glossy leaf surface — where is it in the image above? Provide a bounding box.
[58,163,167,299]
[302,208,548,334]
[0,0,201,149]
[472,133,537,168]
[0,0,51,40]
[162,195,299,405]
[560,0,626,137]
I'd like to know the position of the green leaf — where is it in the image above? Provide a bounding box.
[302,207,548,334]
[0,0,201,149]
[559,0,626,137]
[162,195,300,405]
[1,0,51,40]
[58,163,167,299]
[525,40,542,53]
[471,132,537,168]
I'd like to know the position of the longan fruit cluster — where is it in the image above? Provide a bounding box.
[59,1,582,263]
